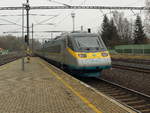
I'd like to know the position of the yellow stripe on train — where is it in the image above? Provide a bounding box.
[67,48,110,59]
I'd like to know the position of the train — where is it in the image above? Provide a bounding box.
[36,31,111,77]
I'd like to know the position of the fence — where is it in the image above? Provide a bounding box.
[114,44,150,54]
[0,50,9,55]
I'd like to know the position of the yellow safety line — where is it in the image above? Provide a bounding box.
[0,63,10,71]
[0,60,15,71]
[39,59,103,113]
[0,58,22,71]
[0,66,7,71]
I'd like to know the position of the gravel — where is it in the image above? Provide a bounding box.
[101,68,150,96]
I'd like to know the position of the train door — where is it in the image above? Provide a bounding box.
[64,37,68,64]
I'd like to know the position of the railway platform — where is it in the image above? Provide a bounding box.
[0,57,137,113]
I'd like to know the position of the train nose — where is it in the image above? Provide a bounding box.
[77,58,111,67]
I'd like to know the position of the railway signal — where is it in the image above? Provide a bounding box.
[25,35,29,45]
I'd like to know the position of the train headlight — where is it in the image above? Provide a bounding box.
[101,53,108,57]
[78,54,87,58]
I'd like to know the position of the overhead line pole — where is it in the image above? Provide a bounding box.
[26,0,30,46]
[22,4,25,71]
[25,0,30,63]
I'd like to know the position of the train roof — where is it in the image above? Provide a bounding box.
[47,31,98,42]
[69,32,98,37]
[42,31,101,48]
[62,31,98,37]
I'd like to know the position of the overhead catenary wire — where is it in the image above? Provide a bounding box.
[0,6,148,10]
[0,14,59,17]
[54,0,88,27]
[34,15,58,25]
[0,1,148,37]
[0,18,26,27]
[75,11,113,31]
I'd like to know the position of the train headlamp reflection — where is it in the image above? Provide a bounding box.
[78,54,87,58]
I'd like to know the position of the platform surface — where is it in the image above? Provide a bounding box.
[0,57,137,113]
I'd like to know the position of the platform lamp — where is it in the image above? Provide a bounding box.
[71,13,75,32]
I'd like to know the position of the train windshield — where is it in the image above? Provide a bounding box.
[72,36,106,52]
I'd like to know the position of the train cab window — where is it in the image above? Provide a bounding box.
[67,37,74,50]
[98,36,107,50]
[72,36,107,52]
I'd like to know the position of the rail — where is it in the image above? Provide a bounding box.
[112,64,150,73]
[79,77,150,113]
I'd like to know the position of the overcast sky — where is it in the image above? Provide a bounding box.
[0,0,146,40]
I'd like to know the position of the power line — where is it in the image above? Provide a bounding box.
[55,0,92,27]
[0,18,26,27]
[0,6,149,10]
[3,30,68,33]
[0,24,15,25]
[34,15,58,25]
[49,0,72,7]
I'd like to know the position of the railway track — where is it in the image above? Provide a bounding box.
[0,53,24,66]
[112,64,150,73]
[78,77,150,113]
[43,57,150,112]
[112,58,150,65]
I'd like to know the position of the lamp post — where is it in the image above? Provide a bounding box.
[23,0,30,63]
[71,13,75,32]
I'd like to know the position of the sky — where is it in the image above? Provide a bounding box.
[0,0,146,40]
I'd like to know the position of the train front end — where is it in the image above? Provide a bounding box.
[66,32,111,77]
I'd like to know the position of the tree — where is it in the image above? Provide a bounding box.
[133,15,147,44]
[0,35,41,51]
[112,11,132,44]
[100,15,111,46]
[144,0,150,37]
[108,19,120,47]
[100,15,120,48]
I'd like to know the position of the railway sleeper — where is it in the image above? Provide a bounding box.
[99,90,117,94]
[133,104,150,109]
[102,90,125,94]
[118,97,138,102]
[107,92,127,96]
[134,107,150,112]
[113,94,132,99]
[139,109,150,113]
[126,100,145,105]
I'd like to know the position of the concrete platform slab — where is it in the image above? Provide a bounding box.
[0,57,137,113]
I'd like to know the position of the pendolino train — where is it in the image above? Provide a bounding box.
[36,31,111,77]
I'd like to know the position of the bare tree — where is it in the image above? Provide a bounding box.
[112,11,132,44]
[144,0,150,37]
[0,35,41,51]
